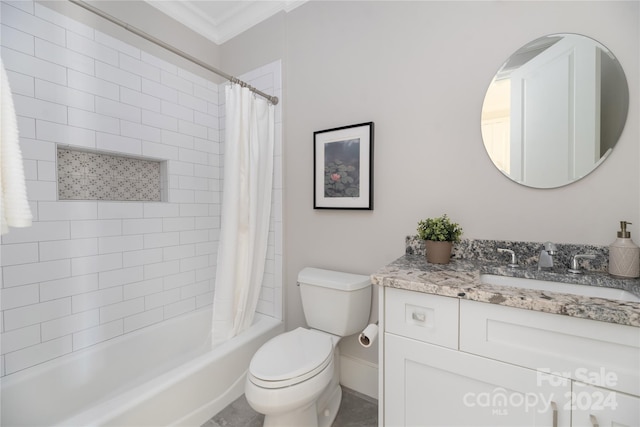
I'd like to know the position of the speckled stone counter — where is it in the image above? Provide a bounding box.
[373,239,640,327]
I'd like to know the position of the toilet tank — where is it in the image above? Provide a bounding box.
[298,267,372,337]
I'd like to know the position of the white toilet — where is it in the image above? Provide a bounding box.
[245,267,372,427]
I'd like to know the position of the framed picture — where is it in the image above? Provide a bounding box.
[314,122,374,210]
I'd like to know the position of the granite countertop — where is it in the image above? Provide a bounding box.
[372,255,640,327]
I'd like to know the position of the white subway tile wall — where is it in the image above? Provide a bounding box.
[0,0,283,376]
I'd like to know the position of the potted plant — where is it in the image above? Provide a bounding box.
[417,214,463,264]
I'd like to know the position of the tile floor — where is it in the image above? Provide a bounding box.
[202,387,378,427]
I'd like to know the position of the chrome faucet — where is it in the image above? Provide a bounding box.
[538,242,558,270]
[568,254,596,274]
[497,248,519,268]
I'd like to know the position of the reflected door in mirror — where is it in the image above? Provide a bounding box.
[510,36,599,187]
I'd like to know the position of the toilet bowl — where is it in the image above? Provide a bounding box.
[245,328,341,427]
[245,267,372,427]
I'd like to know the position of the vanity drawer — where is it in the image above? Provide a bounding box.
[459,299,640,396]
[385,288,459,349]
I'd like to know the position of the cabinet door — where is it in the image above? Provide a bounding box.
[459,300,640,397]
[571,383,640,427]
[384,333,571,427]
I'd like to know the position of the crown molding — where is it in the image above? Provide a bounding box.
[144,1,307,45]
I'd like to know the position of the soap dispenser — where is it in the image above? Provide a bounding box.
[609,221,640,278]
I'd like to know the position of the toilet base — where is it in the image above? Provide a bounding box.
[263,402,317,427]
[262,384,342,427]
[318,383,341,427]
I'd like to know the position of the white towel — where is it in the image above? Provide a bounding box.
[1,58,32,235]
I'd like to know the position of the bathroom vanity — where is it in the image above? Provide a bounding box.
[373,249,640,427]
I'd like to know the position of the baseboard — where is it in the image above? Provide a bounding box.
[339,354,378,400]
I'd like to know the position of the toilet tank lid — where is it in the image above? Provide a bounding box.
[298,267,370,291]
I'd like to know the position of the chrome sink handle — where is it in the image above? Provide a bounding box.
[497,248,519,268]
[568,253,596,274]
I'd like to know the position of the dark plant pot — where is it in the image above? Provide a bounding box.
[425,240,453,264]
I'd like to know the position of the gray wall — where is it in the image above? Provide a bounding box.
[221,1,640,366]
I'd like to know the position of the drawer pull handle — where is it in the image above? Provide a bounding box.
[550,401,557,427]
[590,414,599,427]
[411,312,426,322]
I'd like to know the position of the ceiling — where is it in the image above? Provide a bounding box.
[144,0,308,45]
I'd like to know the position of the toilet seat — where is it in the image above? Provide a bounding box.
[249,328,333,389]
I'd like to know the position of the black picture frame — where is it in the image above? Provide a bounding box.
[313,122,374,210]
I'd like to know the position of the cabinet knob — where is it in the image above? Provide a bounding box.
[550,401,557,427]
[590,414,599,427]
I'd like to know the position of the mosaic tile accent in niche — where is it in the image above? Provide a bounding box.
[57,148,162,201]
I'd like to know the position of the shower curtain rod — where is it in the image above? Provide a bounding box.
[68,0,279,105]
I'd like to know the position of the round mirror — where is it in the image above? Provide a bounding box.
[481,34,629,188]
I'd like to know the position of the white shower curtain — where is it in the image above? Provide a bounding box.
[1,58,33,235]
[212,84,275,345]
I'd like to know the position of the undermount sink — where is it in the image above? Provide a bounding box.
[480,274,640,303]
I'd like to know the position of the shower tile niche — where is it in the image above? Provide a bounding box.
[57,147,164,201]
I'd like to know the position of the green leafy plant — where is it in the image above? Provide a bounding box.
[417,214,463,242]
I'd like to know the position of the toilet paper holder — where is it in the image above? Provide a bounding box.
[358,322,379,348]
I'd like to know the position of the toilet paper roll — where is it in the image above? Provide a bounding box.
[358,323,378,348]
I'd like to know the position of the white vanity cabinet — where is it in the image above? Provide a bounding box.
[384,333,570,426]
[571,384,640,427]
[381,287,640,427]
[459,299,640,427]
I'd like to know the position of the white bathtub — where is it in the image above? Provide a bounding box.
[1,309,283,427]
